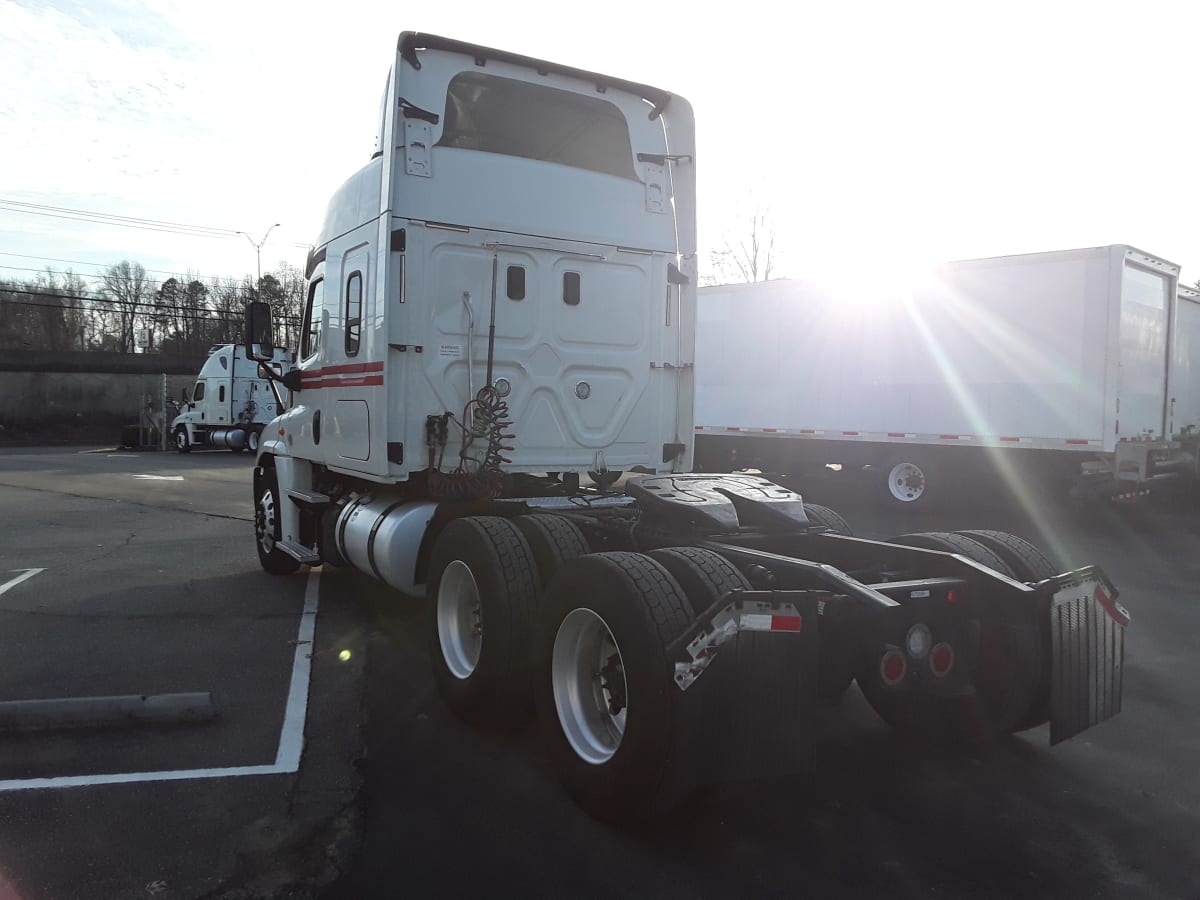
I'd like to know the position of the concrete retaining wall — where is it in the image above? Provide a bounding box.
[0,352,210,443]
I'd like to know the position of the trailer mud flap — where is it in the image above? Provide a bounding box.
[1048,566,1129,745]
[670,591,820,783]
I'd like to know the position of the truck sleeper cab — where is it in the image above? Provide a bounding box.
[246,33,1128,823]
[172,344,291,453]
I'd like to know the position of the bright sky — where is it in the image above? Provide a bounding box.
[1,0,1197,293]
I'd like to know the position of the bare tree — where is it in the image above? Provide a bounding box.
[102,260,152,352]
[705,209,778,285]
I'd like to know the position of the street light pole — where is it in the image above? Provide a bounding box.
[240,223,280,284]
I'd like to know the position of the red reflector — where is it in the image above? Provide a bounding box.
[771,615,803,632]
[946,590,957,603]
[930,643,954,677]
[881,651,906,685]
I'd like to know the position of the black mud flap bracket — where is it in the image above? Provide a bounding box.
[1046,566,1129,745]
[670,590,821,783]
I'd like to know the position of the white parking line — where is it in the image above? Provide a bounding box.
[130,474,185,481]
[0,569,45,598]
[0,568,321,792]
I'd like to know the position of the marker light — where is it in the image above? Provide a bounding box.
[880,649,906,686]
[930,643,955,677]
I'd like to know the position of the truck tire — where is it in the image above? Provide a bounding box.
[956,529,1060,732]
[647,546,749,618]
[859,531,1041,744]
[173,426,191,454]
[887,531,1015,575]
[878,458,932,507]
[428,517,539,724]
[954,530,1059,581]
[537,552,702,822]
[512,515,589,587]
[254,466,300,576]
[802,502,855,536]
[247,428,261,454]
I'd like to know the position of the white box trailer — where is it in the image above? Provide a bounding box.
[694,245,1185,505]
[1170,283,1200,454]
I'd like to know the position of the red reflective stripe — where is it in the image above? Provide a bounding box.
[771,615,803,632]
[999,436,1020,442]
[303,375,385,389]
[800,430,816,434]
[726,427,741,432]
[762,428,778,433]
[842,431,859,436]
[1094,586,1130,627]
[303,361,384,378]
[887,432,906,438]
[1066,439,1090,445]
[939,434,959,440]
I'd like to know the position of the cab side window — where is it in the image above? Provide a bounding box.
[193,382,205,402]
[345,271,363,357]
[302,278,324,360]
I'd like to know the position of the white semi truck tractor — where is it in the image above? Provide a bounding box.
[244,32,1129,822]
[171,344,293,453]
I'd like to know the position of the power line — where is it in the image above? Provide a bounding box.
[0,198,312,249]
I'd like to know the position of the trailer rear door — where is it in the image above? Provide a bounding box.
[1117,260,1173,440]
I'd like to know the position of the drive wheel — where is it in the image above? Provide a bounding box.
[537,552,701,822]
[512,514,589,587]
[428,517,539,724]
[254,466,299,575]
[802,502,855,536]
[860,531,1042,744]
[955,529,1060,731]
[247,429,261,454]
[646,546,749,618]
[173,426,191,453]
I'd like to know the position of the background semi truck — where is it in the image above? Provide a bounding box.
[244,32,1128,822]
[170,344,292,453]
[693,246,1192,506]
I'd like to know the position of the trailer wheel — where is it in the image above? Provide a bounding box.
[537,552,701,822]
[861,531,1042,743]
[254,466,300,575]
[428,517,539,724]
[247,429,260,454]
[878,458,931,506]
[512,515,589,587]
[173,426,191,454]
[802,502,856,536]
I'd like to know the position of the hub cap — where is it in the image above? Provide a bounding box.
[552,608,627,765]
[887,462,927,502]
[437,560,483,679]
[255,487,277,554]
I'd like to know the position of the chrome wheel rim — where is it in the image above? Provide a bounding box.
[552,608,627,765]
[437,560,483,679]
[887,462,926,502]
[255,488,277,554]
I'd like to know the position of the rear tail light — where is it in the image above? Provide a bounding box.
[929,642,954,677]
[880,649,906,686]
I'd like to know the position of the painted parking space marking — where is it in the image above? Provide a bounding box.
[130,474,185,481]
[0,569,45,598]
[0,568,320,792]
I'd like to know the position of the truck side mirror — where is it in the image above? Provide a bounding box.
[245,301,275,362]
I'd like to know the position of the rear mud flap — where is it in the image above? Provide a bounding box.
[670,591,820,784]
[1048,566,1129,745]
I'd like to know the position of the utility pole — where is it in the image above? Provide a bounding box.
[240,223,280,284]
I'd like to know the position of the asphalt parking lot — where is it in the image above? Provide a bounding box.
[329,470,1200,900]
[0,448,364,900]
[1,449,1197,899]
